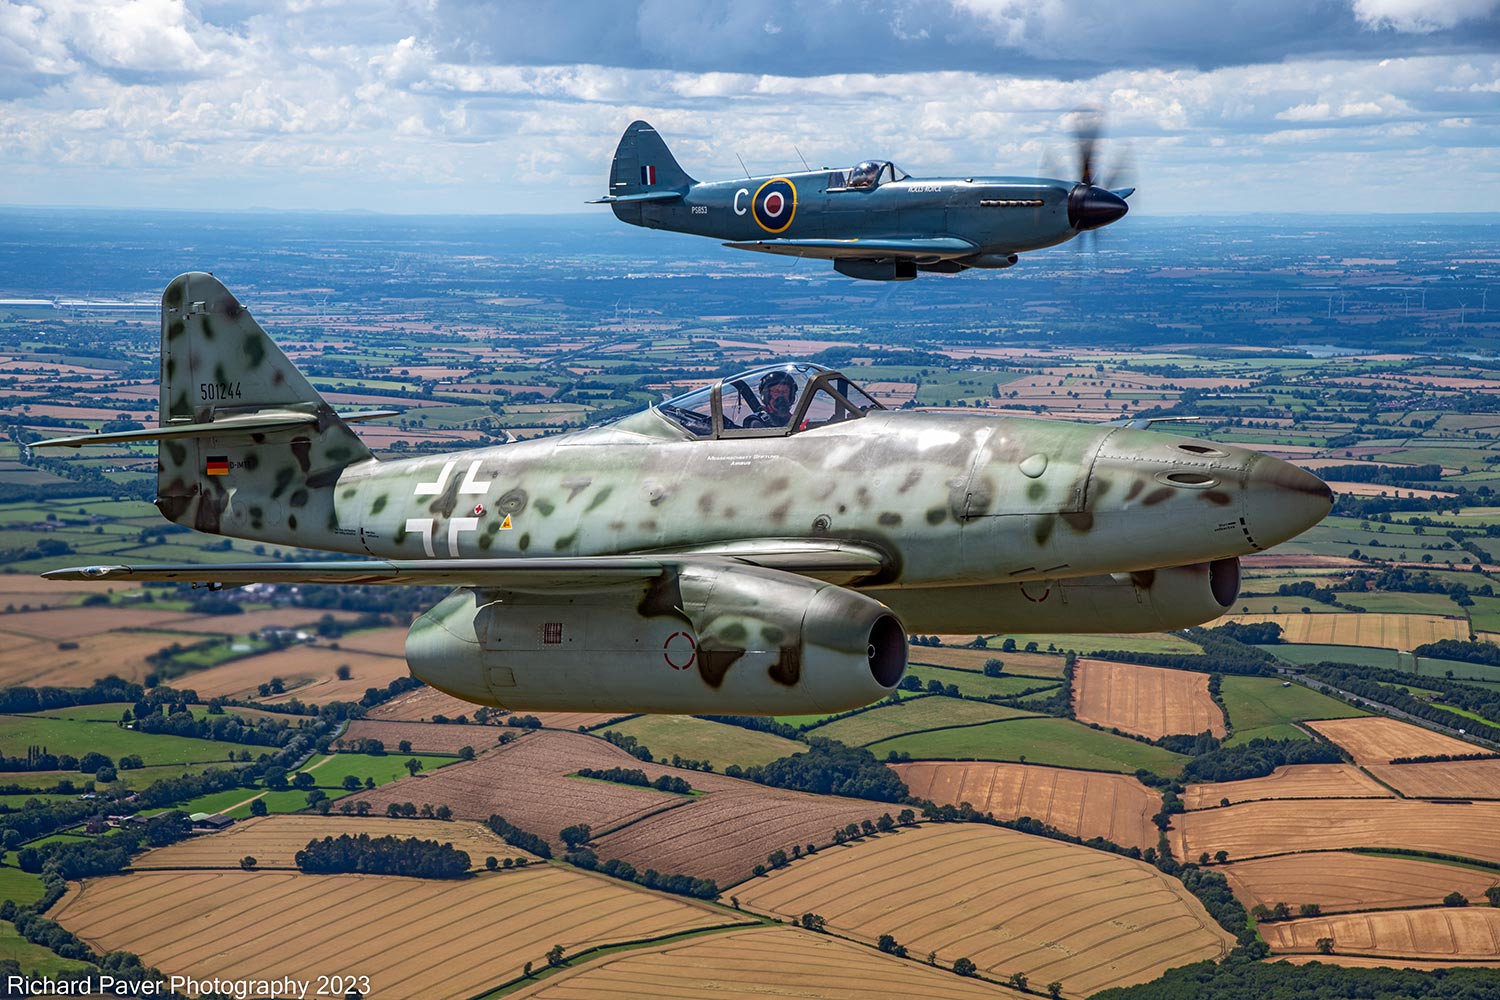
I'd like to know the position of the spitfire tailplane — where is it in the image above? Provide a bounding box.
[149,272,374,540]
[601,120,695,212]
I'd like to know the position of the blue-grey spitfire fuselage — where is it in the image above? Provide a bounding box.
[592,120,1132,281]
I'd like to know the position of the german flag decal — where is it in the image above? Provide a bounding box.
[206,456,230,476]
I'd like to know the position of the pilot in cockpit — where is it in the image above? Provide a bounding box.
[744,370,798,428]
[847,160,881,189]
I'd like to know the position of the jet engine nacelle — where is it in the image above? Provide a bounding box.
[879,557,1240,635]
[405,564,908,715]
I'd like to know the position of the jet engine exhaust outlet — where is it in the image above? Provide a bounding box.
[868,614,907,688]
[1209,557,1240,608]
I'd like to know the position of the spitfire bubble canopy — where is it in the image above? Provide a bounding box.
[655,363,883,439]
[592,120,1134,281]
[37,273,1332,717]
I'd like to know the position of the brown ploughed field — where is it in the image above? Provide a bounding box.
[1307,717,1485,764]
[1170,799,1500,865]
[894,761,1159,850]
[53,867,745,1000]
[364,685,484,721]
[1220,851,1500,914]
[339,720,495,755]
[1260,907,1500,960]
[186,646,409,702]
[1181,764,1391,810]
[1072,660,1226,740]
[733,824,1233,996]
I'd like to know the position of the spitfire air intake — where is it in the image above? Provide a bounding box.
[405,563,908,714]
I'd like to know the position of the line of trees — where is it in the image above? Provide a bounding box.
[723,738,908,802]
[486,815,552,859]
[1179,737,1343,784]
[576,766,692,794]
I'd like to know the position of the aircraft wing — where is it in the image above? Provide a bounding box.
[723,237,979,261]
[41,539,890,591]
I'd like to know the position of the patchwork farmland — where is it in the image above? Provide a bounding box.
[1180,764,1391,810]
[1306,717,1486,764]
[1220,852,1500,915]
[1259,908,1500,961]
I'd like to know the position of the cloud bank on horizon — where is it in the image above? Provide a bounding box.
[0,0,1496,215]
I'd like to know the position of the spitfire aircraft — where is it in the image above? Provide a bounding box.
[592,119,1133,281]
[38,273,1330,715]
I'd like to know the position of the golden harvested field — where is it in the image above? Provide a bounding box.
[187,645,409,702]
[1307,717,1484,764]
[1366,759,1500,799]
[512,925,1015,1000]
[54,867,745,1000]
[1072,660,1226,739]
[153,608,363,636]
[1220,613,1468,648]
[908,646,1067,677]
[1181,764,1391,810]
[1260,907,1500,960]
[532,712,635,730]
[339,720,496,755]
[1170,799,1500,865]
[134,815,523,870]
[324,626,407,657]
[733,824,1233,995]
[0,629,204,687]
[1221,852,1500,914]
[0,606,195,638]
[894,761,1158,850]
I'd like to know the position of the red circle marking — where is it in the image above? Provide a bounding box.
[663,631,697,670]
[765,192,784,217]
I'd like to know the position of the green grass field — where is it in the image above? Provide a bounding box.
[1219,676,1365,745]
[0,715,247,767]
[869,717,1188,776]
[302,752,456,789]
[1341,592,1464,616]
[1263,643,1404,669]
[0,867,45,907]
[810,697,1036,747]
[1414,656,1500,683]
[603,716,804,770]
[905,665,1061,700]
[0,916,92,974]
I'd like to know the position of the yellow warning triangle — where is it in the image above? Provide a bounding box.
[500,514,513,530]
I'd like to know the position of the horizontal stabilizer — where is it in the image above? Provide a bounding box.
[42,540,889,590]
[33,409,400,449]
[724,236,979,261]
[586,191,685,204]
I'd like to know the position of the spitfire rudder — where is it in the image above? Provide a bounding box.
[156,271,373,543]
[608,120,695,198]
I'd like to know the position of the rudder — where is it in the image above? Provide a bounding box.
[607,120,696,198]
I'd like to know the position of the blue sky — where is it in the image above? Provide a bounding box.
[1,0,1497,215]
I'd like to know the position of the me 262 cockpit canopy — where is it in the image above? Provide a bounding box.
[653,363,884,440]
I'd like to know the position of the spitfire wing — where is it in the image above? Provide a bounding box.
[723,236,979,261]
[41,539,889,591]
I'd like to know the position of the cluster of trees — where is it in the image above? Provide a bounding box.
[131,705,295,748]
[1092,955,1500,999]
[1179,738,1342,784]
[382,802,452,820]
[564,846,718,899]
[576,767,692,794]
[1390,751,1500,765]
[597,730,653,761]
[1273,580,1340,605]
[0,676,144,714]
[295,834,470,879]
[0,748,118,774]
[486,815,552,859]
[724,739,908,802]
[17,811,192,877]
[1414,639,1500,667]
[695,715,799,740]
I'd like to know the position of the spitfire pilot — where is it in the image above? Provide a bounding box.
[745,371,798,428]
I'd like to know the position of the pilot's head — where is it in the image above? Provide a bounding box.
[850,161,880,188]
[760,371,797,420]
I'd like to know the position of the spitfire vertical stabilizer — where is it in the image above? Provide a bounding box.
[155,271,374,544]
[595,121,695,226]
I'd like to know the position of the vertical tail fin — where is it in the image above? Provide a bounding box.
[607,120,696,198]
[157,272,373,544]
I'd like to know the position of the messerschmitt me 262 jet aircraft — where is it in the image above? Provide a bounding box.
[38,274,1330,715]
[592,119,1133,280]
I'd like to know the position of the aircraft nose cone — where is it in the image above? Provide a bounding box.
[1067,184,1129,231]
[1244,456,1333,549]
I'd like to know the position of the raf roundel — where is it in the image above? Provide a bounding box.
[752,177,797,234]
